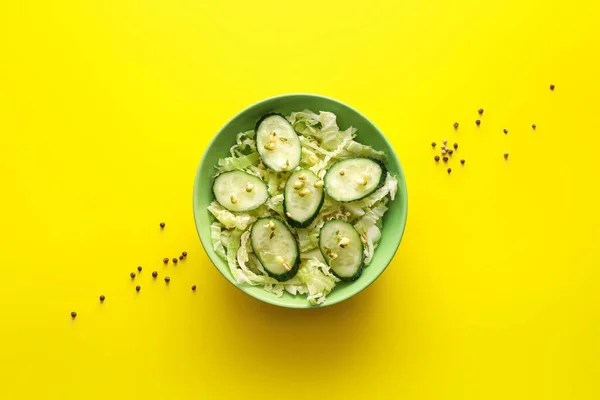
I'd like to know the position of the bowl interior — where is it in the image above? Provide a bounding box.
[193,94,408,308]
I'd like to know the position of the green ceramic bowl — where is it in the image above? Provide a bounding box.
[193,94,408,308]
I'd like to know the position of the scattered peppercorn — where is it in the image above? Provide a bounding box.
[160,222,165,228]
[504,152,509,159]
[550,84,555,90]
[172,258,178,264]
[442,139,448,145]
[179,255,184,260]
[503,129,508,134]
[164,276,170,283]
[460,159,465,165]
[431,142,436,147]
[434,155,440,162]
[532,124,536,129]
[478,108,484,115]
[163,258,169,264]
[191,285,196,291]
[441,149,447,155]
[137,266,142,272]
[130,272,136,278]
[443,156,449,162]
[447,168,452,174]
[100,295,105,302]
[136,285,141,292]
[476,119,481,126]
[448,149,454,155]
[71,311,77,318]
[152,271,158,278]
[453,122,459,129]
[182,252,187,257]
[453,143,458,149]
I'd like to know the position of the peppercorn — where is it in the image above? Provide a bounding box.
[434,155,440,162]
[172,258,178,264]
[503,129,508,134]
[460,159,465,165]
[130,272,136,278]
[191,285,196,291]
[182,252,187,257]
[164,276,170,283]
[71,311,77,318]
[431,142,436,147]
[478,108,484,115]
[179,255,184,260]
[137,266,142,272]
[163,258,169,264]
[99,295,105,302]
[550,84,555,90]
[152,271,158,278]
[136,285,141,292]
[443,156,449,162]
[453,122,459,129]
[532,124,536,129]
[476,119,481,126]
[160,222,165,228]
[447,168,452,174]
[453,143,458,149]
[504,152,509,159]
[448,149,454,155]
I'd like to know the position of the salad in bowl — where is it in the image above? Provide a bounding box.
[207,109,399,305]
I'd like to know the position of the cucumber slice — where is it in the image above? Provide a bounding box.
[319,219,363,281]
[283,169,324,228]
[212,170,269,212]
[250,217,299,282]
[256,113,302,172]
[324,157,386,202]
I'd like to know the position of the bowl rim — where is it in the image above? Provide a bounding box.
[193,93,408,308]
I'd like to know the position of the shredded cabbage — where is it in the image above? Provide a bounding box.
[225,229,243,279]
[217,152,259,172]
[208,109,399,305]
[296,228,320,252]
[217,130,259,172]
[297,258,340,305]
[208,202,257,230]
[211,222,226,259]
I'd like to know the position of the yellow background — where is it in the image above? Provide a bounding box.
[1,0,599,398]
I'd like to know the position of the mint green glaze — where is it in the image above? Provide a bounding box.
[193,94,408,308]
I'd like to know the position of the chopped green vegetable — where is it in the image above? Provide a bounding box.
[211,222,226,259]
[297,258,339,305]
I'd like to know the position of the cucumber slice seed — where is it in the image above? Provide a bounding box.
[284,169,325,228]
[324,157,386,202]
[256,114,302,172]
[250,217,299,282]
[319,219,364,281]
[212,170,269,212]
